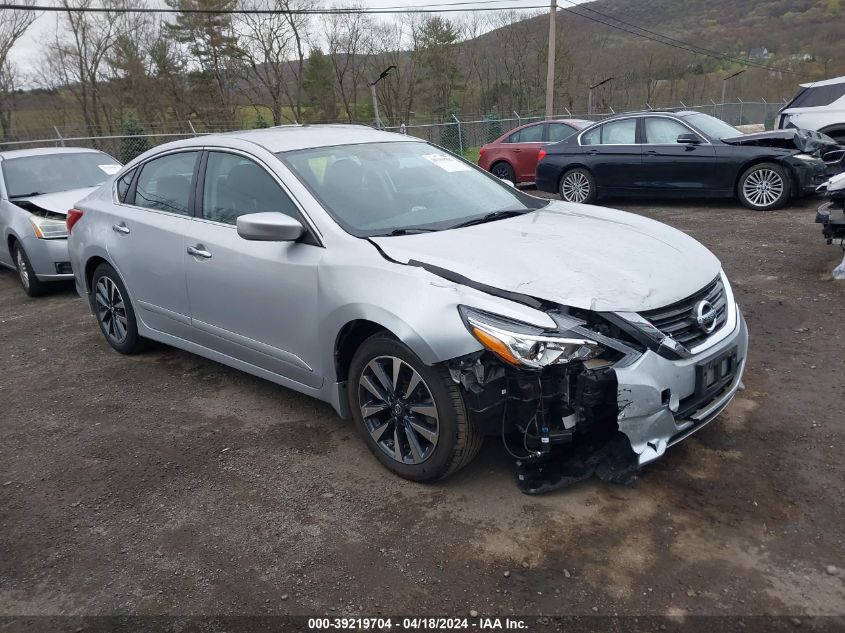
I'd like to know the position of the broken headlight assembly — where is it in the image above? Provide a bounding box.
[29,214,68,239]
[458,305,604,368]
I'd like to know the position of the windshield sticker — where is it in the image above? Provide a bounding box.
[98,164,121,175]
[422,153,471,172]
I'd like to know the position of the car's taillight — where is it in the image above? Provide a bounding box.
[538,149,547,161]
[478,147,486,156]
[67,209,83,235]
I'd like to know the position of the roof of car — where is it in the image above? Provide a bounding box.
[0,146,108,160]
[169,124,413,154]
[800,75,845,88]
[595,109,701,122]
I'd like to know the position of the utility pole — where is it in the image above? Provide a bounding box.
[370,65,396,130]
[721,69,746,121]
[544,0,556,118]
[588,77,614,118]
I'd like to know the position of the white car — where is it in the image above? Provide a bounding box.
[777,76,845,144]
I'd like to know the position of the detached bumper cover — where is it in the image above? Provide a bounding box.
[614,309,749,465]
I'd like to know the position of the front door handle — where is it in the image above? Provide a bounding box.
[187,244,212,259]
[112,222,130,234]
[645,150,658,155]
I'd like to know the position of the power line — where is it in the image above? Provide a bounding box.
[0,1,548,13]
[555,0,798,75]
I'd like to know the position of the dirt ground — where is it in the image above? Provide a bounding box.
[1,194,844,624]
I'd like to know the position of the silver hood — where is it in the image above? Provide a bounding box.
[12,187,99,215]
[372,202,721,312]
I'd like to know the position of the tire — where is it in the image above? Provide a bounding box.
[737,162,791,211]
[559,167,597,204]
[12,241,48,297]
[91,262,145,354]
[347,333,482,482]
[490,161,516,183]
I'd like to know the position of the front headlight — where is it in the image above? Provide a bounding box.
[793,153,822,163]
[459,306,603,368]
[29,215,68,239]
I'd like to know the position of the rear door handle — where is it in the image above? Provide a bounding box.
[646,150,658,155]
[112,222,130,234]
[187,244,212,259]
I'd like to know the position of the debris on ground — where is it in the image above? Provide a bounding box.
[515,433,638,494]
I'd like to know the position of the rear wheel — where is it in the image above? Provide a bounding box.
[559,167,597,204]
[91,262,145,354]
[12,241,48,297]
[491,161,516,183]
[738,162,790,211]
[348,333,482,482]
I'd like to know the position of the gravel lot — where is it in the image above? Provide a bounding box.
[1,194,844,621]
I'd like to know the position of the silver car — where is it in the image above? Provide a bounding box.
[0,147,122,296]
[68,126,748,482]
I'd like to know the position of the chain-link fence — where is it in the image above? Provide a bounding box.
[0,101,786,163]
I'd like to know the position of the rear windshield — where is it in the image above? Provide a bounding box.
[786,84,845,109]
[1,152,120,198]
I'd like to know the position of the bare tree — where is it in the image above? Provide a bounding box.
[236,0,313,124]
[325,6,372,121]
[44,0,123,137]
[0,0,38,137]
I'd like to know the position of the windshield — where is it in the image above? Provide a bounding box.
[681,113,741,140]
[281,141,547,237]
[1,152,120,198]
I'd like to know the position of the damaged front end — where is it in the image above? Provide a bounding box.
[446,273,748,494]
[723,128,845,176]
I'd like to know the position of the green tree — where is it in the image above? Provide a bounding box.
[165,0,241,118]
[415,16,460,116]
[439,109,466,154]
[483,112,502,143]
[302,47,338,121]
[254,110,270,128]
[118,113,151,163]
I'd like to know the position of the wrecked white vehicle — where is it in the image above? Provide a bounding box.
[0,147,121,296]
[67,127,748,490]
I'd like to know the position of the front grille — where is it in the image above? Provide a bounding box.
[640,276,727,349]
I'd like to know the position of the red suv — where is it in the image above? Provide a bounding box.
[478,119,591,184]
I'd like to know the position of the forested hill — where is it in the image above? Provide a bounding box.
[464,0,844,113]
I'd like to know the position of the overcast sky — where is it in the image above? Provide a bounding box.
[8,0,560,68]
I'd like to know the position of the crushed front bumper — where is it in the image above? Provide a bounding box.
[614,309,748,465]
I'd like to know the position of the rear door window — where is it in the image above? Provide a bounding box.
[115,168,135,202]
[582,119,637,145]
[134,152,199,215]
[548,123,576,142]
[787,84,845,108]
[518,124,544,142]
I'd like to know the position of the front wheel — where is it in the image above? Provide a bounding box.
[559,167,597,204]
[738,163,790,210]
[348,333,482,482]
[91,262,145,354]
[12,242,48,297]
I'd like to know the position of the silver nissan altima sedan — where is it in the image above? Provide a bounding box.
[67,125,748,483]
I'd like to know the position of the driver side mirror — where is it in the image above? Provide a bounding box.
[237,212,304,242]
[677,133,702,145]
